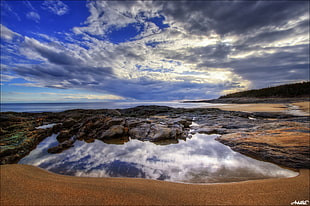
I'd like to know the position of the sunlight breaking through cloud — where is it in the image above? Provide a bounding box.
[1,1,309,102]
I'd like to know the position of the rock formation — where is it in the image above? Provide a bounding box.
[1,106,309,169]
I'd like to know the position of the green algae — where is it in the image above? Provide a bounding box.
[0,132,26,146]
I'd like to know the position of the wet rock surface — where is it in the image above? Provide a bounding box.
[1,105,309,169]
[216,121,310,169]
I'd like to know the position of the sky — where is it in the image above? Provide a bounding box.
[1,0,309,103]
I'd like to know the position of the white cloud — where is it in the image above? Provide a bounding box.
[2,91,125,103]
[0,74,17,83]
[0,24,21,41]
[26,11,40,23]
[42,0,69,16]
[24,0,36,11]
[73,1,161,36]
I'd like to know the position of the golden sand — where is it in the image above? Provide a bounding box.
[209,101,310,114]
[210,103,287,113]
[1,164,309,205]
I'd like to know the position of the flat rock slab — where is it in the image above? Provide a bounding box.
[216,121,310,169]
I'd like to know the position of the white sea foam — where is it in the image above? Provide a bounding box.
[36,123,58,129]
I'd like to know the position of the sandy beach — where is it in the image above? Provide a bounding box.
[1,102,309,205]
[1,164,309,205]
[209,102,310,114]
[210,103,286,112]
[292,102,310,114]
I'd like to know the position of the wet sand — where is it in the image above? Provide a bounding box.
[211,103,286,112]
[1,164,309,205]
[209,101,310,114]
[292,102,310,114]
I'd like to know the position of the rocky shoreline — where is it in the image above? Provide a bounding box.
[184,97,310,104]
[1,105,309,169]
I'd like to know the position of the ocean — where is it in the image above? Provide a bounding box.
[0,101,216,113]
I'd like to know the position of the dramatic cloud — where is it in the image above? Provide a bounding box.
[0,24,21,41]
[1,1,309,102]
[42,0,69,16]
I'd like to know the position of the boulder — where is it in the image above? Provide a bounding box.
[125,119,141,128]
[172,118,192,128]
[196,127,226,135]
[129,123,150,140]
[106,118,125,127]
[57,130,73,142]
[62,118,77,129]
[47,139,75,154]
[100,125,125,139]
[149,124,172,141]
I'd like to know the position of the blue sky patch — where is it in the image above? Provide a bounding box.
[107,22,144,44]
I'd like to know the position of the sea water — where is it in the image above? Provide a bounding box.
[0,101,216,113]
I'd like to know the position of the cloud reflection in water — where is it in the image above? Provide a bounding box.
[19,133,298,183]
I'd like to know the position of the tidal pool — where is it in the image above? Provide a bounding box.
[19,129,298,184]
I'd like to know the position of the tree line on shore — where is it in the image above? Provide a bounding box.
[220,82,310,99]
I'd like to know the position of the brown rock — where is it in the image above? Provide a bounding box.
[100,125,125,139]
[57,130,73,142]
[216,121,310,169]
[106,118,125,127]
[62,118,77,129]
[47,139,75,154]
[129,123,150,140]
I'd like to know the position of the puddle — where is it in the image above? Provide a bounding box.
[286,104,309,116]
[19,127,298,184]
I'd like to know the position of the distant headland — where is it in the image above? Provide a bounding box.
[184,81,310,103]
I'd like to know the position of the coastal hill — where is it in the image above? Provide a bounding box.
[185,81,310,103]
[220,81,310,99]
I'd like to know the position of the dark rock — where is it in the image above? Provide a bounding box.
[57,130,73,142]
[47,139,75,154]
[172,118,192,128]
[125,119,141,128]
[62,118,77,129]
[100,125,126,139]
[129,123,150,140]
[197,128,222,135]
[149,124,172,141]
[106,118,125,127]
[52,123,62,133]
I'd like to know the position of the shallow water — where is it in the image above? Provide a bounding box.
[19,126,298,184]
[1,101,218,113]
[285,104,309,116]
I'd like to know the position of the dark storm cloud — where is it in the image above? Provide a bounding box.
[24,38,80,66]
[96,77,228,100]
[224,44,309,88]
[161,1,308,36]
[12,64,114,89]
[236,20,309,46]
